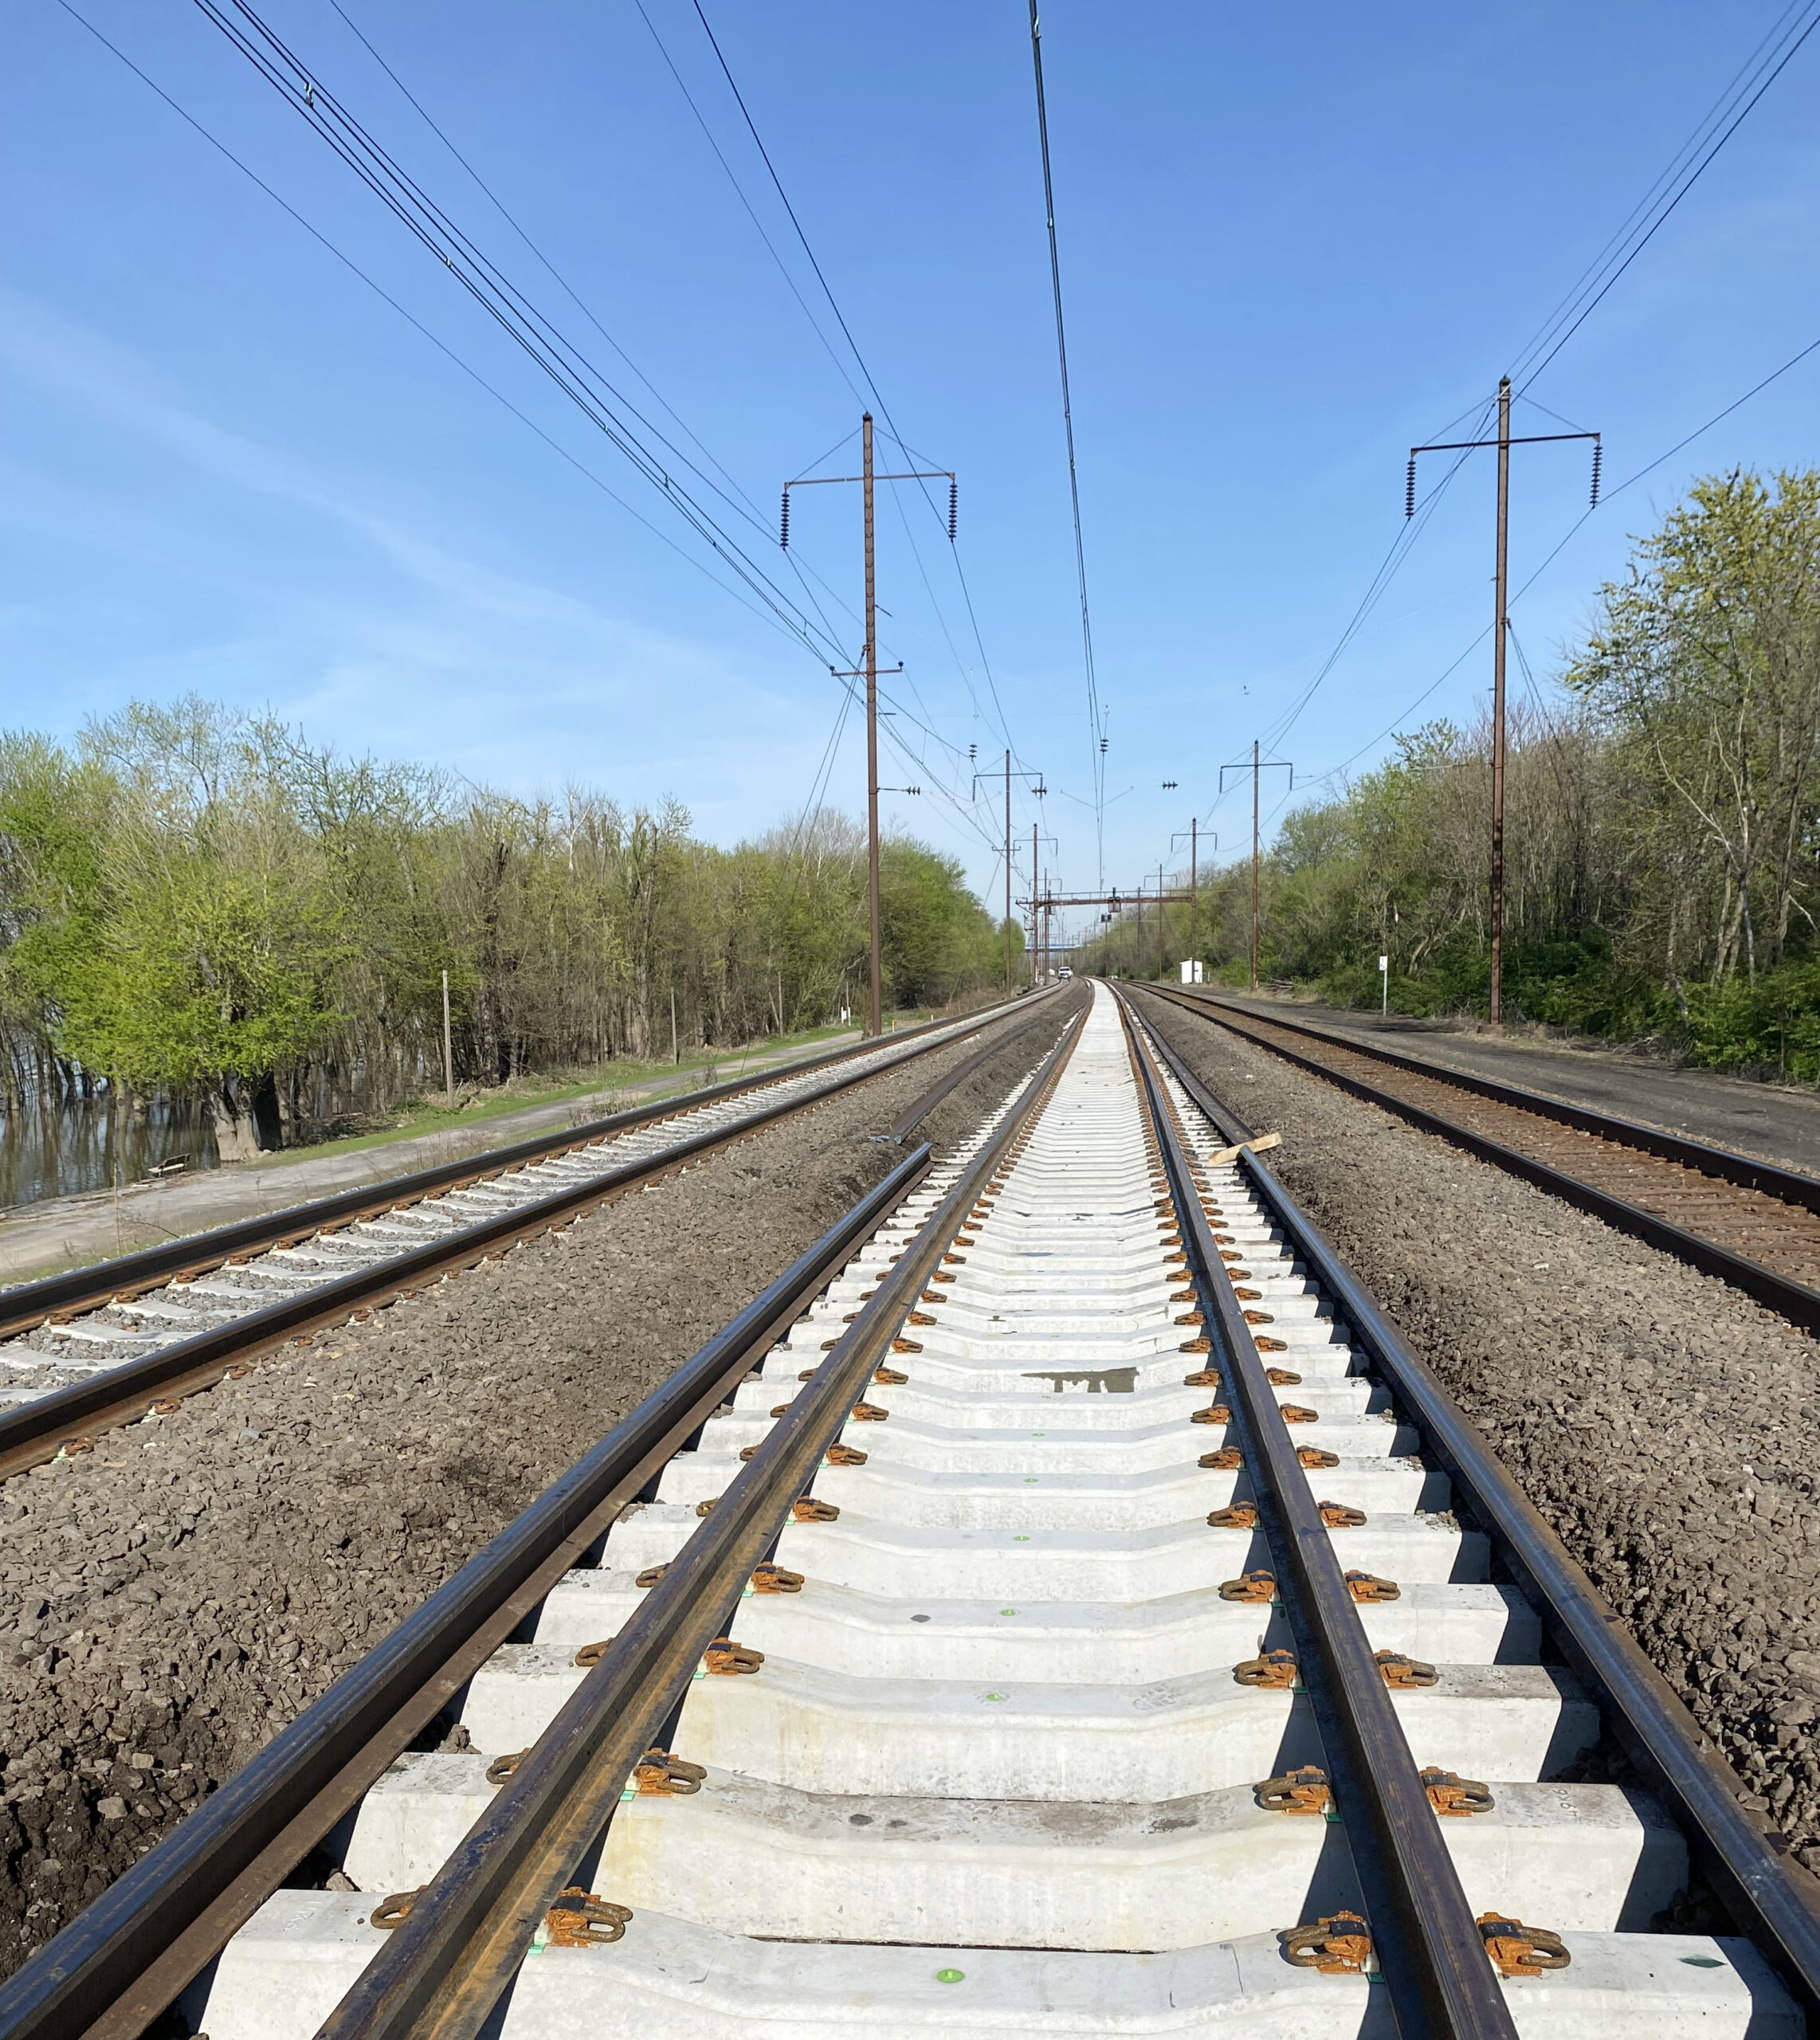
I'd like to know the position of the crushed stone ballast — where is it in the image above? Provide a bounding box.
[159,983,1806,2038]
[0,999,1054,1478]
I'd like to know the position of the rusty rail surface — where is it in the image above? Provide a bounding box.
[0,994,1065,1481]
[1126,993,1820,2028]
[0,1006,1082,2040]
[1139,983,1820,1336]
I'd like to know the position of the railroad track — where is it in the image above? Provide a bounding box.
[1141,983,1820,1335]
[6,983,1817,2040]
[0,994,1059,1481]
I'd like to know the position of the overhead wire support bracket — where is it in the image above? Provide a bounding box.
[782,468,955,550]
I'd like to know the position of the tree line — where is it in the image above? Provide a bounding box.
[1078,469,1820,1079]
[0,700,1020,1155]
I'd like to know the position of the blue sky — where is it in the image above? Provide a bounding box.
[7,1,1820,947]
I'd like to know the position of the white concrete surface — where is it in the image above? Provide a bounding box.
[193,987,1800,2038]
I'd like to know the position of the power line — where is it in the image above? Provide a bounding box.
[1199,2,1820,862]
[65,0,1019,889]
[1296,330,1820,794]
[322,0,777,539]
[1509,0,1820,390]
[190,0,861,671]
[678,2,1026,771]
[1026,0,1106,881]
[53,0,825,653]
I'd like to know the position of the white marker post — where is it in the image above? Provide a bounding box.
[1379,954,1389,1017]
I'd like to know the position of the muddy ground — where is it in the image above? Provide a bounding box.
[0,991,1083,1980]
[1138,988,1820,1880]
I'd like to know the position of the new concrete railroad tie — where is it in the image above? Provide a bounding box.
[0,1007,1000,1415]
[186,985,1802,2037]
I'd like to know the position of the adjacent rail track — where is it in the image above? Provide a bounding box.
[1142,983,1820,1335]
[4,983,1817,2040]
[0,994,1059,1482]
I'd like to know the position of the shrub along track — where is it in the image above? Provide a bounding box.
[1135,986,1820,1884]
[0,987,1087,1986]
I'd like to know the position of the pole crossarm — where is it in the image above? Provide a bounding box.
[1409,431,1597,453]
[786,470,953,488]
[1018,892,1195,908]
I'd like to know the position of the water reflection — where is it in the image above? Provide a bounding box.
[0,1091,218,1210]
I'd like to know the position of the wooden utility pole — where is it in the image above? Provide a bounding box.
[1031,824,1040,982]
[1003,751,1013,992]
[1157,861,1166,980]
[862,415,881,1037]
[1190,818,1198,971]
[1490,379,1512,1027]
[1407,381,1600,1027]
[783,419,955,1037]
[1250,743,1261,993]
[441,970,454,1102]
[1219,750,1293,996]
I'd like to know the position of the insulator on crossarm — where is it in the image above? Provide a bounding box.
[947,477,959,542]
[1589,440,1602,509]
[1405,453,1418,520]
[780,488,790,549]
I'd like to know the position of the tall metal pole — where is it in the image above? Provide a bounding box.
[862,413,883,1038]
[1030,824,1040,983]
[1250,739,1261,994]
[1490,375,1511,1028]
[1003,750,1013,992]
[1189,818,1198,979]
[1041,871,1050,985]
[441,969,454,1103]
[1157,861,1165,980]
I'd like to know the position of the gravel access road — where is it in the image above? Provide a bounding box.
[1139,990,1820,1882]
[1204,990,1820,1176]
[0,992,1083,1983]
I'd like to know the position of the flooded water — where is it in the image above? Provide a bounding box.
[0,1090,218,1210]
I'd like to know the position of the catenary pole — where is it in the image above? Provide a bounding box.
[441,970,454,1103]
[862,414,882,1038]
[1406,383,1600,1028]
[1251,740,1261,993]
[1004,751,1013,991]
[1490,377,1512,1026]
[1190,818,1198,979]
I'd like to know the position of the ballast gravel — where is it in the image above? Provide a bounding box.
[1139,989,1820,1884]
[0,994,1083,1982]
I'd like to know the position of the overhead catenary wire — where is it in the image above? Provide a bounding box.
[1187,4,1820,877]
[52,0,833,656]
[65,0,1013,885]
[1027,0,1107,882]
[677,1,1027,773]
[1295,330,1820,796]
[322,0,780,542]
[188,0,873,674]
[1508,0,1820,391]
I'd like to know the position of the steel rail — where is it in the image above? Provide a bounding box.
[0,1149,939,2040]
[1129,996,1820,2027]
[1116,990,1518,2039]
[0,996,1069,1481]
[1164,987,1820,1208]
[0,994,1045,1345]
[1139,983,1820,1336]
[313,1012,1086,2040]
